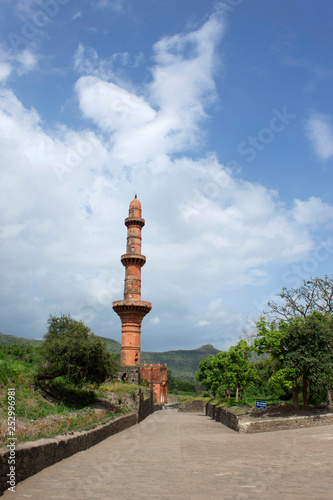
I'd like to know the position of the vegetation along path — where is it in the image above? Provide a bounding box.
[3,410,333,500]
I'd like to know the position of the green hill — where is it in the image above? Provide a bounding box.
[0,332,121,351]
[98,336,121,353]
[0,332,218,380]
[0,332,42,347]
[141,344,219,380]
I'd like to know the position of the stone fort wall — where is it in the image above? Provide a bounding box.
[0,393,158,495]
[206,402,333,433]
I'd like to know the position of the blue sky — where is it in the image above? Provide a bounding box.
[0,0,332,351]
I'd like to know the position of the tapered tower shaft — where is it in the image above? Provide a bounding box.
[112,197,151,365]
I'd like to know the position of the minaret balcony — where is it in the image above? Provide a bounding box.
[125,217,145,228]
[121,254,146,267]
[112,299,152,314]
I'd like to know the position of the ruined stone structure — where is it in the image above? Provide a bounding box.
[112,197,167,403]
[140,363,168,404]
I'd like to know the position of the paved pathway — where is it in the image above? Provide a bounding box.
[3,410,333,499]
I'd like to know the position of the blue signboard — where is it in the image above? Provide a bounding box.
[255,400,267,410]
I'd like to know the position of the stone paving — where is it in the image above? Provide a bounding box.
[3,410,333,499]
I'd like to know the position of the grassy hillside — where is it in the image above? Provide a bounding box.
[0,332,121,352]
[141,344,219,380]
[0,332,218,380]
[98,336,121,353]
[0,332,41,347]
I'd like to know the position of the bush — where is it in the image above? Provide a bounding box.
[38,314,119,386]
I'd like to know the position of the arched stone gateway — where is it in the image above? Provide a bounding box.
[112,197,167,403]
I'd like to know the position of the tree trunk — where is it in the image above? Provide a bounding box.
[327,387,333,411]
[292,387,299,410]
[302,376,309,408]
[235,385,239,402]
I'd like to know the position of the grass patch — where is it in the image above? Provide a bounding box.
[0,345,134,447]
[1,407,128,446]
[100,381,147,394]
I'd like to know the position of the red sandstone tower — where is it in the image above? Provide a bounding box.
[112,196,152,366]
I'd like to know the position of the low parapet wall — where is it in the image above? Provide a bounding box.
[138,389,154,422]
[206,402,239,431]
[239,413,333,433]
[179,399,206,413]
[0,391,156,495]
[206,402,333,434]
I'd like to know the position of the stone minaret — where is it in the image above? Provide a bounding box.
[112,196,152,365]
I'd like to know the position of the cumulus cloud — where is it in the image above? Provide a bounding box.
[0,62,12,82]
[293,197,333,226]
[1,12,333,350]
[305,112,333,160]
[0,46,37,81]
[74,11,223,167]
[75,76,156,133]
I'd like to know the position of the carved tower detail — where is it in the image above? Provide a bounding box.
[112,196,152,365]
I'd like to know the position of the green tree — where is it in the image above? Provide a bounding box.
[284,312,333,409]
[254,317,303,408]
[38,314,119,386]
[227,341,257,401]
[196,341,257,402]
[253,312,333,409]
[196,352,230,398]
[257,276,333,409]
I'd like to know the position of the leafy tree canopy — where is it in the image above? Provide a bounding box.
[38,314,119,386]
[253,310,333,408]
[284,312,333,392]
[196,340,257,401]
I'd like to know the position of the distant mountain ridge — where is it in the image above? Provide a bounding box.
[141,344,219,380]
[0,333,219,380]
[0,332,41,347]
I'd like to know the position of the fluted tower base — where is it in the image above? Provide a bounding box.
[112,300,152,365]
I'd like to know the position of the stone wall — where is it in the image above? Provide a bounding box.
[179,399,206,413]
[118,366,140,384]
[239,413,333,433]
[206,402,333,434]
[206,402,239,431]
[0,392,156,495]
[138,389,154,422]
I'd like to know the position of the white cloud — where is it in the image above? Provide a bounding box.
[75,76,156,133]
[198,320,210,327]
[0,46,37,80]
[0,62,12,82]
[15,49,37,74]
[149,317,161,326]
[75,12,223,166]
[93,0,126,11]
[74,44,129,81]
[293,197,333,227]
[72,11,82,21]
[1,12,333,351]
[305,112,333,160]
